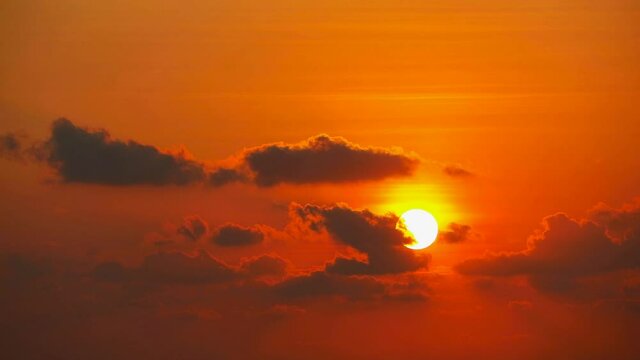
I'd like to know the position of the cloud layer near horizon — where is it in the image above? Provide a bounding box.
[456,201,640,294]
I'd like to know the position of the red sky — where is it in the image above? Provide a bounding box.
[1,1,640,359]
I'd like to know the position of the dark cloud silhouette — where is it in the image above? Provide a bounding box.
[91,249,423,303]
[274,271,429,302]
[242,134,419,186]
[211,223,265,247]
[293,203,429,275]
[274,271,387,300]
[443,164,474,178]
[94,251,238,285]
[589,201,640,242]
[7,120,422,187]
[439,223,473,243]
[92,261,131,282]
[0,133,23,160]
[91,250,412,302]
[240,254,288,277]
[594,299,640,315]
[177,216,209,241]
[208,167,248,186]
[1,254,51,286]
[139,251,238,284]
[456,202,640,294]
[42,118,207,185]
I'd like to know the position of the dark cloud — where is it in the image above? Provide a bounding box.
[177,216,209,241]
[92,261,131,282]
[242,134,419,186]
[211,223,265,247]
[274,271,429,302]
[91,249,423,303]
[274,271,387,300]
[240,255,288,277]
[208,167,248,186]
[139,251,238,284]
[593,299,640,315]
[0,133,23,160]
[7,120,422,187]
[589,201,640,242]
[293,203,429,275]
[443,164,474,178]
[439,223,473,243]
[94,251,238,285]
[456,202,640,294]
[1,254,51,286]
[42,118,207,185]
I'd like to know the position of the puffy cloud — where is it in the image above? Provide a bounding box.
[456,202,640,294]
[177,216,209,241]
[439,223,473,243]
[293,203,429,275]
[589,200,640,242]
[42,118,207,185]
[211,223,265,247]
[443,164,474,178]
[8,120,422,187]
[241,134,419,186]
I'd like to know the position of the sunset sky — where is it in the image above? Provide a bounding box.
[1,1,640,359]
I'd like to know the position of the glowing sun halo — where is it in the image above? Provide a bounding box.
[397,209,439,250]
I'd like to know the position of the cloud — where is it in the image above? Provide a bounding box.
[443,164,474,178]
[92,261,131,282]
[139,251,238,284]
[0,133,23,160]
[211,223,265,247]
[273,271,429,302]
[94,251,238,285]
[589,200,640,242]
[1,254,52,286]
[177,216,209,241]
[8,120,422,187]
[593,299,640,315]
[293,203,429,275]
[273,271,387,300]
[42,118,207,185]
[456,202,640,294]
[240,254,288,277]
[241,134,419,186]
[439,223,473,243]
[208,167,248,186]
[91,249,424,303]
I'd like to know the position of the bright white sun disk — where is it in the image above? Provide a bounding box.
[397,209,439,250]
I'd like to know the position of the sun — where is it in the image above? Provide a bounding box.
[396,209,439,250]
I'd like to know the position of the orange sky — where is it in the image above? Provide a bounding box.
[1,1,640,359]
